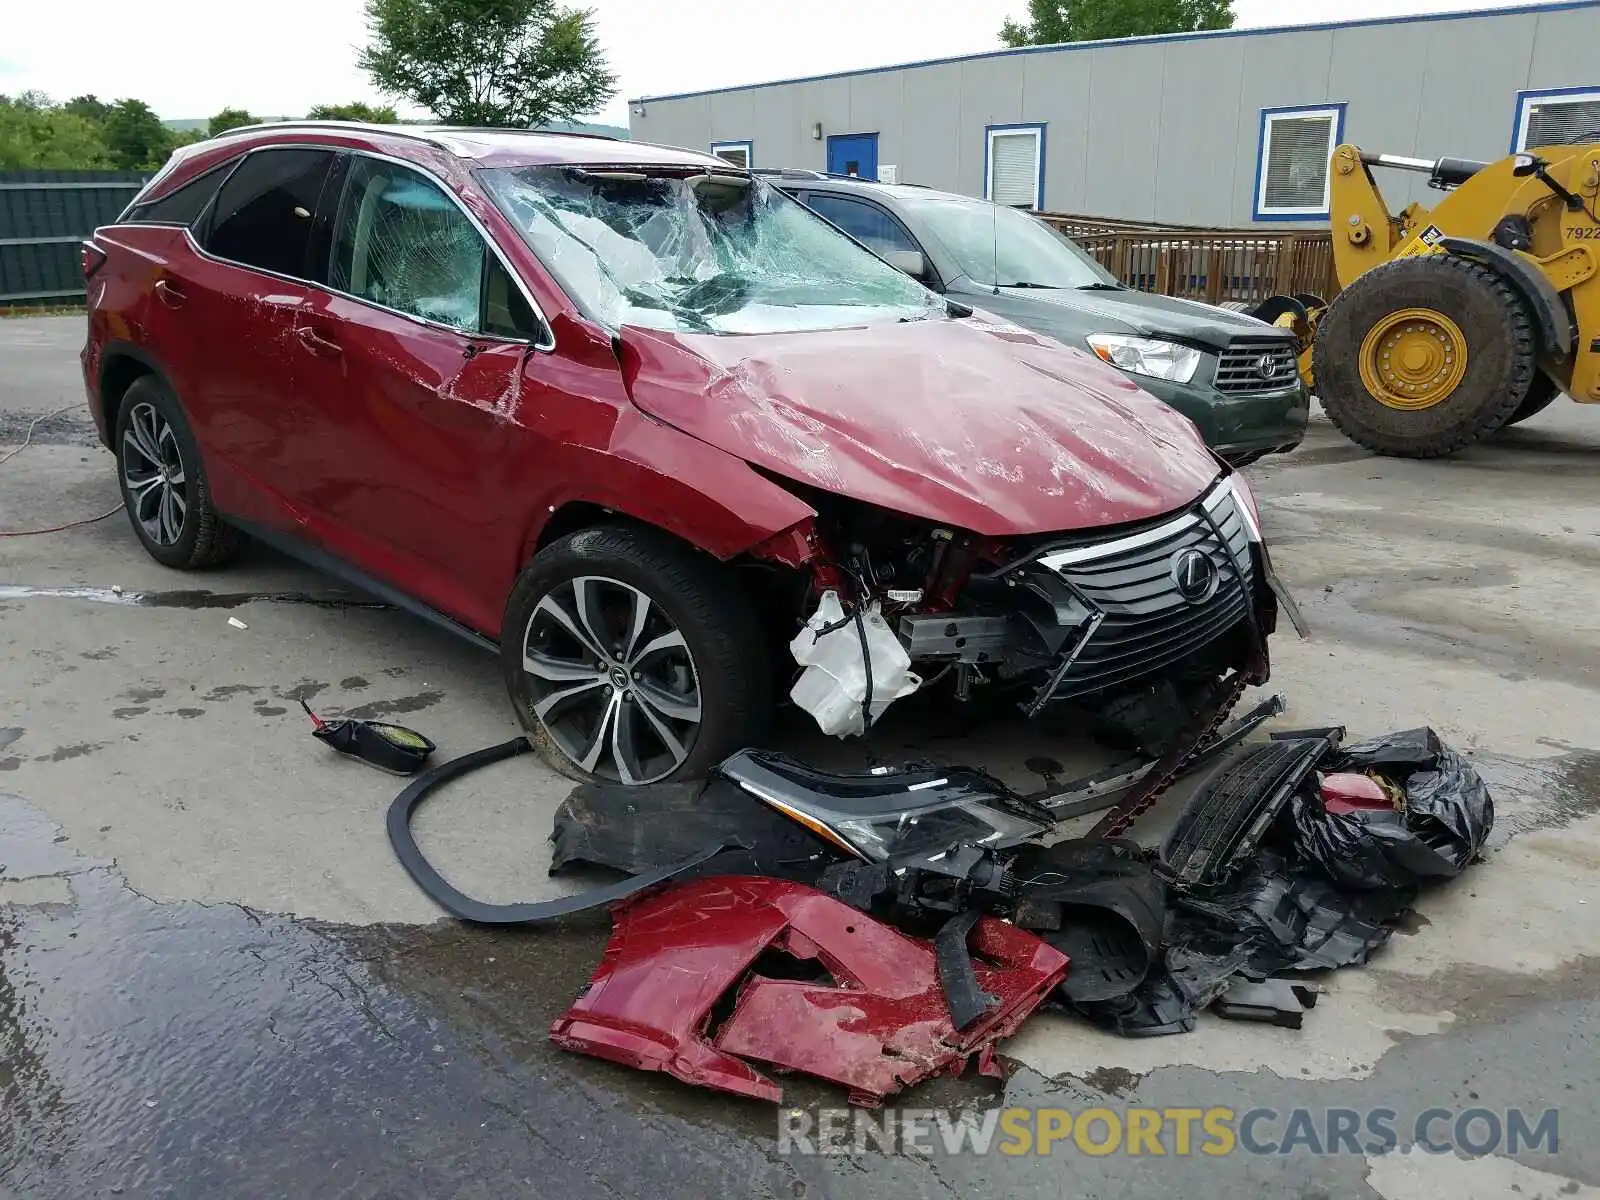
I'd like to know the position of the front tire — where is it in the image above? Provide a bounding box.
[1313,254,1537,458]
[502,526,771,784]
[113,375,246,569]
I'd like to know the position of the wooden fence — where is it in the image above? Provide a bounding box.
[1038,212,1338,309]
[0,170,148,306]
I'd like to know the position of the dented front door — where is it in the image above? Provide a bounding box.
[289,289,529,634]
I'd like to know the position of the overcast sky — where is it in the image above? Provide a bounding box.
[1,0,1578,127]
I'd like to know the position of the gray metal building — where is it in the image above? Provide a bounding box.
[627,1,1600,227]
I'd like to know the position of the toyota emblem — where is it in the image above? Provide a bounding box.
[1256,354,1282,380]
[1171,548,1219,604]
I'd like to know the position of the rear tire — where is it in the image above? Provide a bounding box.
[502,525,772,784]
[1313,255,1537,458]
[113,375,247,569]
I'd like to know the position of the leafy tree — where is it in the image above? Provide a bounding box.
[306,100,400,122]
[101,98,175,169]
[1001,0,1234,47]
[63,94,114,125]
[358,0,616,127]
[0,93,113,169]
[207,107,258,136]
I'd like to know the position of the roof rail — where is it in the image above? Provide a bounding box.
[438,126,620,141]
[204,120,621,152]
[750,167,829,180]
[204,119,445,146]
[753,168,934,188]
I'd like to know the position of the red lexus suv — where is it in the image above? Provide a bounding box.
[83,123,1280,785]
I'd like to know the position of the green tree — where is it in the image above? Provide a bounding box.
[306,100,400,122]
[101,98,175,169]
[0,93,113,169]
[1000,0,1234,47]
[63,94,114,125]
[358,0,616,127]
[207,107,258,136]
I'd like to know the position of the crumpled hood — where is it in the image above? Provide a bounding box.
[617,314,1220,538]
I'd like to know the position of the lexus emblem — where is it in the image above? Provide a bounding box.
[1171,548,1219,604]
[1257,354,1283,380]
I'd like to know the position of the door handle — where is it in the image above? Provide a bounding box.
[295,325,342,358]
[154,279,187,309]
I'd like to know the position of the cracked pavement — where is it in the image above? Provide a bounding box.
[5,314,1600,1198]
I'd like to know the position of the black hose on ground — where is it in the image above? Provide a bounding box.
[385,735,745,925]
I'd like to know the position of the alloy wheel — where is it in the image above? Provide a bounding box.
[520,575,703,783]
[121,401,188,547]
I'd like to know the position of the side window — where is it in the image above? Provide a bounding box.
[805,195,919,257]
[482,254,542,341]
[124,160,236,227]
[205,148,335,277]
[331,157,486,332]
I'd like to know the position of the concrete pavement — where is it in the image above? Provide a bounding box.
[4,313,1600,1198]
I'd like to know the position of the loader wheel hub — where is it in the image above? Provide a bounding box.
[1359,308,1468,411]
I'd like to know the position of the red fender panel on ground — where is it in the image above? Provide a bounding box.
[549,876,1068,1106]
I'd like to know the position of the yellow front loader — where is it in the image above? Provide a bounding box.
[1257,141,1600,457]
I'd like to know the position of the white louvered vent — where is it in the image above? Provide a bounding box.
[1523,95,1600,148]
[1260,111,1337,214]
[988,130,1041,209]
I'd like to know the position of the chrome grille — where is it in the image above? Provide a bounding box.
[1032,483,1254,701]
[1215,339,1299,394]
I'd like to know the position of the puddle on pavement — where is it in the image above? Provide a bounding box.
[0,794,988,1199]
[0,585,391,611]
[1465,748,1600,844]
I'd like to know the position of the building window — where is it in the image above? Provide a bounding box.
[1254,105,1345,221]
[1513,87,1600,151]
[710,141,753,168]
[985,124,1045,210]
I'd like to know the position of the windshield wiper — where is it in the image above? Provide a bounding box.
[1076,282,1124,291]
[1002,281,1065,289]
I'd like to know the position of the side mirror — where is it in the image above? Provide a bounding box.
[1512,153,1542,178]
[882,249,927,279]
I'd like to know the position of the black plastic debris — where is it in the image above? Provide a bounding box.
[300,699,436,775]
[1288,727,1494,891]
[1159,730,1341,890]
[549,773,835,883]
[1212,978,1321,1029]
[1009,839,1165,1004]
[934,910,995,1030]
[1083,725,1492,1038]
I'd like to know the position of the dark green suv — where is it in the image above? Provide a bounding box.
[766,172,1307,464]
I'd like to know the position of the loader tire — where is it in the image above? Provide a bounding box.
[1313,255,1538,458]
[1501,374,1562,428]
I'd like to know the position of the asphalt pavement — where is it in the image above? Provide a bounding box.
[4,314,1600,1199]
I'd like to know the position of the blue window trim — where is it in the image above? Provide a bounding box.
[709,139,754,167]
[629,1,1599,106]
[984,122,1047,211]
[1510,84,1600,152]
[1252,103,1347,223]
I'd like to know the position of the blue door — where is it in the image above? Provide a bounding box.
[826,133,879,181]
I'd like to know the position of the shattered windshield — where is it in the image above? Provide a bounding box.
[478,165,944,334]
[898,195,1119,291]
